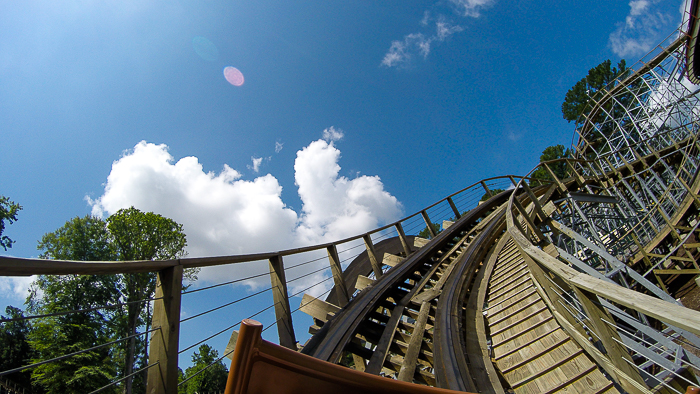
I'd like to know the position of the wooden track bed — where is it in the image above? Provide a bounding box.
[484,239,619,394]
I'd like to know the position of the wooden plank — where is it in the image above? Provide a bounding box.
[363,234,384,278]
[397,301,432,382]
[355,275,373,291]
[224,330,239,361]
[299,293,341,322]
[447,196,461,219]
[464,233,510,394]
[421,210,437,238]
[269,254,297,349]
[395,222,412,257]
[573,288,647,391]
[146,265,183,394]
[327,245,349,307]
[381,253,404,268]
[414,237,430,248]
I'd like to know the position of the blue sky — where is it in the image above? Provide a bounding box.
[0,0,685,368]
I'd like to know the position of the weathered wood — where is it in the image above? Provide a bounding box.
[421,210,437,238]
[224,330,239,361]
[0,255,178,276]
[381,253,403,268]
[395,222,412,257]
[299,293,340,322]
[355,275,373,291]
[447,197,461,219]
[147,265,183,394]
[414,237,430,248]
[481,181,494,199]
[327,245,349,307]
[363,234,384,279]
[397,301,432,382]
[269,255,297,349]
[572,288,648,391]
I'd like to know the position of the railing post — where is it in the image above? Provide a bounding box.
[326,245,349,307]
[447,196,461,219]
[147,264,183,394]
[362,234,384,279]
[420,210,437,238]
[268,254,297,349]
[394,222,412,257]
[480,181,493,199]
[571,288,648,392]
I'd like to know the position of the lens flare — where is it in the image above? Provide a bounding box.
[192,36,219,62]
[223,67,244,86]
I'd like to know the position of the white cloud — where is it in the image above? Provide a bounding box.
[381,19,463,68]
[609,0,676,57]
[275,141,284,153]
[87,137,403,295]
[0,276,35,301]
[322,126,344,142]
[448,0,496,17]
[248,156,263,172]
[436,19,464,40]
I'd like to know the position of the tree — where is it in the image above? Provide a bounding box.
[530,145,571,185]
[27,275,121,394]
[561,59,629,123]
[30,208,193,394]
[0,306,34,390]
[418,222,441,239]
[37,215,115,261]
[106,207,188,394]
[1,195,22,251]
[180,345,229,394]
[31,215,121,393]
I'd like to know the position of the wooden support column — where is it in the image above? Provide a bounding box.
[421,210,437,238]
[363,234,384,279]
[513,197,545,242]
[544,163,567,193]
[572,288,648,393]
[520,180,549,225]
[447,196,461,219]
[269,254,297,349]
[394,222,412,257]
[326,245,349,307]
[565,159,586,185]
[147,265,183,394]
[480,181,493,199]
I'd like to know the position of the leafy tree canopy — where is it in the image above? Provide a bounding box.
[531,145,571,186]
[0,306,34,389]
[38,215,115,261]
[561,59,628,123]
[0,195,22,251]
[30,207,193,394]
[180,344,229,394]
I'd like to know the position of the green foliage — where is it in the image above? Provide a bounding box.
[29,207,192,394]
[180,345,229,394]
[27,275,121,394]
[0,195,22,251]
[106,207,187,261]
[561,59,629,123]
[418,222,441,239]
[0,306,34,389]
[38,215,115,261]
[530,145,571,185]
